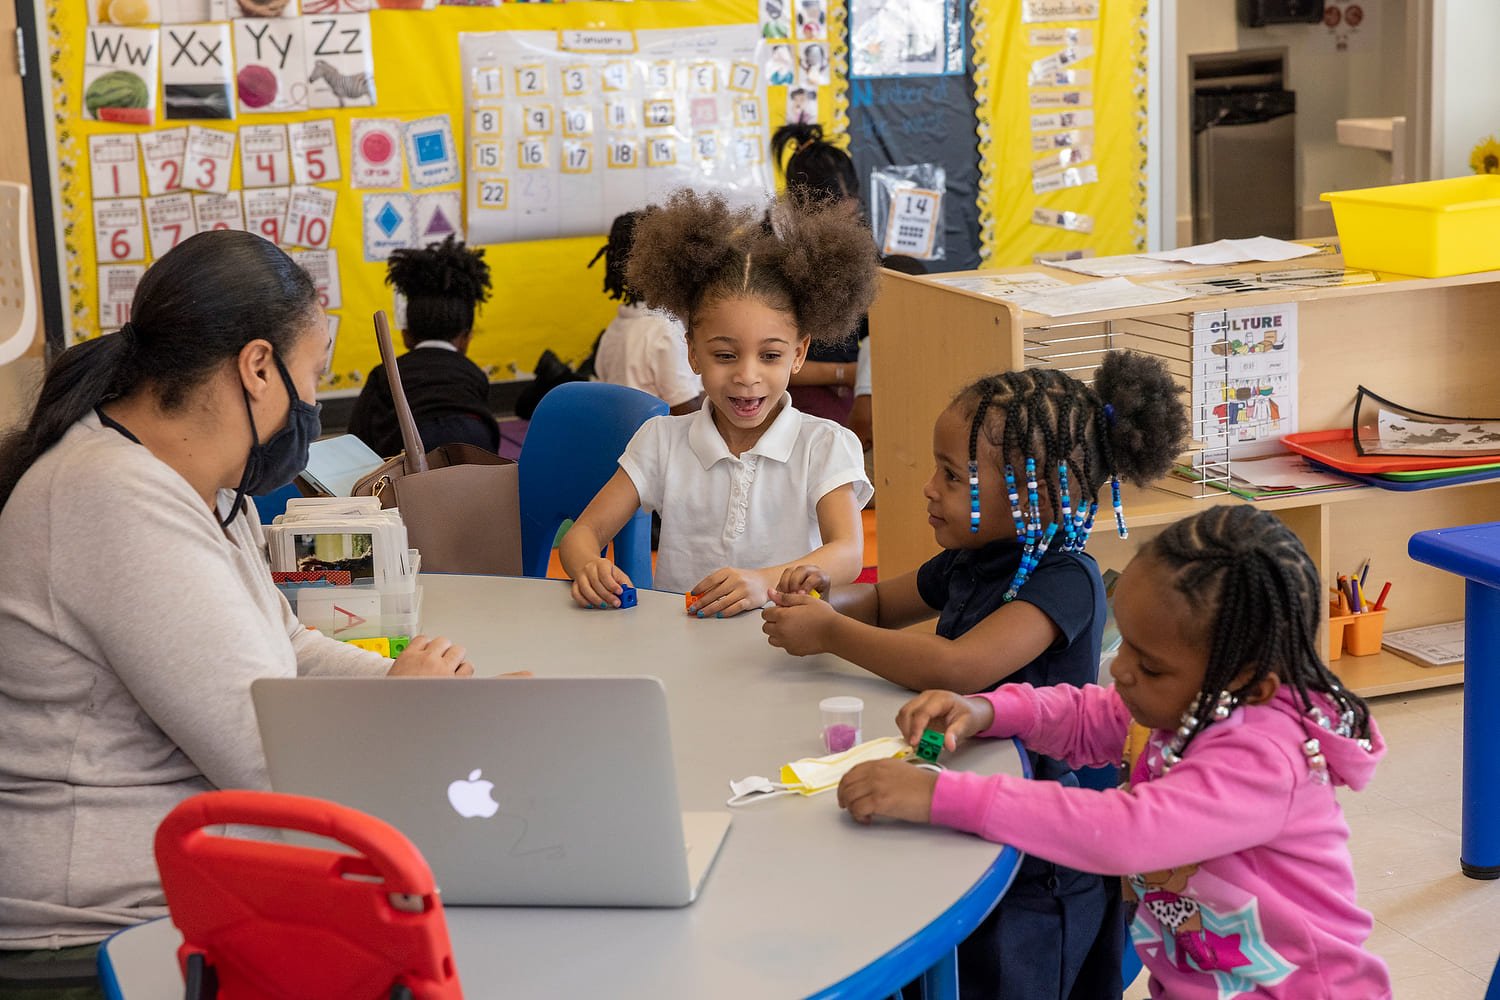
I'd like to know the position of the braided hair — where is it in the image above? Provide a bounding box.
[771,123,859,204]
[385,235,492,343]
[590,211,642,305]
[1145,506,1373,753]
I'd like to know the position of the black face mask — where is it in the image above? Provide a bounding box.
[221,352,322,529]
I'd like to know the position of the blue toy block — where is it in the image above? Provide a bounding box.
[617,586,637,609]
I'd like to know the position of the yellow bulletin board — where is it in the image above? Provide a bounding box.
[40,0,851,396]
[972,0,1149,264]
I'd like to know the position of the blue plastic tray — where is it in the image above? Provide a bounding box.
[1304,458,1500,492]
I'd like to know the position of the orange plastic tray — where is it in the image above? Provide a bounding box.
[1281,429,1500,474]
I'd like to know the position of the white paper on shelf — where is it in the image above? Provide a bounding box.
[1010,277,1193,317]
[1143,236,1320,266]
[1381,621,1464,667]
[1047,254,1197,278]
[1227,454,1349,490]
[931,272,1069,299]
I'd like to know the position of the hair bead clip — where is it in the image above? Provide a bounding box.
[968,460,981,534]
[1111,476,1128,539]
[1058,462,1078,552]
[1003,464,1026,538]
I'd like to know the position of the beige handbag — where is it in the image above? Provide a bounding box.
[352,311,522,576]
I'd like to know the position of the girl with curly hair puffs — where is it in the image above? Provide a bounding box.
[561,189,878,617]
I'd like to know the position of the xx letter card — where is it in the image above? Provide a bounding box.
[881,187,942,258]
[414,192,462,246]
[184,126,235,193]
[304,14,375,109]
[239,124,291,188]
[145,192,198,256]
[193,191,245,232]
[163,22,233,120]
[403,116,459,189]
[138,128,188,195]
[85,27,159,126]
[362,193,414,261]
[93,199,148,264]
[97,264,145,331]
[284,186,337,250]
[244,186,291,245]
[289,119,342,184]
[89,135,143,199]
[350,119,403,188]
[290,249,341,310]
[234,18,308,114]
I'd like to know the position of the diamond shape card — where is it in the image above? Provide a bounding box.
[363,193,414,261]
[403,116,459,189]
[414,192,462,247]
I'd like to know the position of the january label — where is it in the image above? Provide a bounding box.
[97,264,145,331]
[363,193,414,261]
[414,192,462,245]
[93,198,147,263]
[403,116,459,188]
[163,22,234,120]
[284,186,337,250]
[184,126,235,193]
[85,27,160,127]
[350,119,403,188]
[144,192,197,257]
[304,14,375,109]
[881,187,941,258]
[244,186,291,245]
[89,135,143,199]
[193,191,244,232]
[290,249,341,310]
[138,128,188,195]
[289,119,342,184]
[239,124,291,188]
[234,17,308,114]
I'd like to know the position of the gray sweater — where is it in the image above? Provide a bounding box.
[0,414,387,949]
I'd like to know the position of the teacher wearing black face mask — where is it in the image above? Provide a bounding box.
[0,231,476,989]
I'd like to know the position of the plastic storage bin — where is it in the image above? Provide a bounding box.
[1321,175,1500,278]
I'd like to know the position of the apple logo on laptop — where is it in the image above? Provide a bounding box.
[448,768,500,819]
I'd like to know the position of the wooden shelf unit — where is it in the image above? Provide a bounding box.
[868,255,1500,698]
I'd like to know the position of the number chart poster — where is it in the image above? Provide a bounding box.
[41,1,836,394]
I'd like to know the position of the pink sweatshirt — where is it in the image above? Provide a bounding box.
[931,683,1392,1000]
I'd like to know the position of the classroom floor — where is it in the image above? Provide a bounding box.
[1125,686,1499,999]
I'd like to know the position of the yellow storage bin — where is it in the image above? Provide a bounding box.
[1321,175,1500,278]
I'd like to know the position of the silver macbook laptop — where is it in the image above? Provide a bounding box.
[251,676,731,907]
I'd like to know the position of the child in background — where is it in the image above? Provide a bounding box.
[590,211,704,417]
[771,122,865,424]
[347,236,498,458]
[763,353,1191,999]
[840,505,1392,999]
[562,189,876,617]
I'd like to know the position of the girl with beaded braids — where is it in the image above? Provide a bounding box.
[561,189,876,617]
[839,505,1391,999]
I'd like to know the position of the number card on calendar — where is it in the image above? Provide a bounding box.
[403,116,459,188]
[89,135,142,199]
[881,187,942,258]
[97,264,144,331]
[284,185,336,250]
[138,129,188,196]
[193,191,244,232]
[185,126,235,193]
[291,249,341,310]
[239,124,290,188]
[289,119,341,184]
[94,199,148,264]
[350,119,403,189]
[144,192,197,257]
[244,186,290,245]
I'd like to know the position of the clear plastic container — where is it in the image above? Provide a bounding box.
[820,696,864,754]
[277,556,422,641]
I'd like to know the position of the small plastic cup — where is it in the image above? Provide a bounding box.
[820,696,863,754]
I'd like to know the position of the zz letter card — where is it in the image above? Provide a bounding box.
[350,119,402,188]
[244,186,291,245]
[163,22,233,120]
[144,192,197,257]
[240,124,291,188]
[303,14,374,109]
[363,193,414,261]
[289,119,341,184]
[403,116,459,188]
[85,27,159,127]
[234,18,308,114]
[89,135,142,199]
[284,185,337,249]
[93,199,147,263]
[138,128,188,195]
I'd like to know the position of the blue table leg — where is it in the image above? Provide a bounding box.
[920,948,958,1000]
[1463,581,1500,879]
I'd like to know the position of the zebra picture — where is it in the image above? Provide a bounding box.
[309,60,374,108]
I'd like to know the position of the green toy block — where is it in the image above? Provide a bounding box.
[390,636,410,657]
[916,729,945,763]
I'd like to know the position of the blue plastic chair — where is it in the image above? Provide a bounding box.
[518,381,667,588]
[251,482,302,524]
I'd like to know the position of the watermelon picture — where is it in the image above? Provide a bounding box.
[85,70,150,121]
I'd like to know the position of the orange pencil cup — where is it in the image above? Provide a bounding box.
[1327,603,1356,661]
[1343,609,1388,656]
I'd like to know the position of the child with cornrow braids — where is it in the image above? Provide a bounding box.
[765,352,1188,999]
[561,189,877,617]
[840,504,1392,999]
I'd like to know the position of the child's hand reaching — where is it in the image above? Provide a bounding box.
[777,564,831,598]
[761,589,839,654]
[572,558,634,609]
[897,690,997,752]
[838,759,939,825]
[688,567,776,618]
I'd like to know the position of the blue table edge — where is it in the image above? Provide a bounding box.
[807,738,1032,1000]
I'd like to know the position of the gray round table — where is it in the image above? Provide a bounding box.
[100,576,1025,999]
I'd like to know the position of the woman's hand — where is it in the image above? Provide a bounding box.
[761,590,840,655]
[386,635,473,677]
[837,759,938,825]
[776,564,831,598]
[571,558,634,609]
[896,690,996,751]
[688,567,775,618]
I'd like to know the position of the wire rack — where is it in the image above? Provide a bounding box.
[1020,310,1233,499]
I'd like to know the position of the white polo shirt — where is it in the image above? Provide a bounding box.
[619,395,873,594]
[594,303,702,408]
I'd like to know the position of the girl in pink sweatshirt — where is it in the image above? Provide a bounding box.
[839,505,1393,999]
